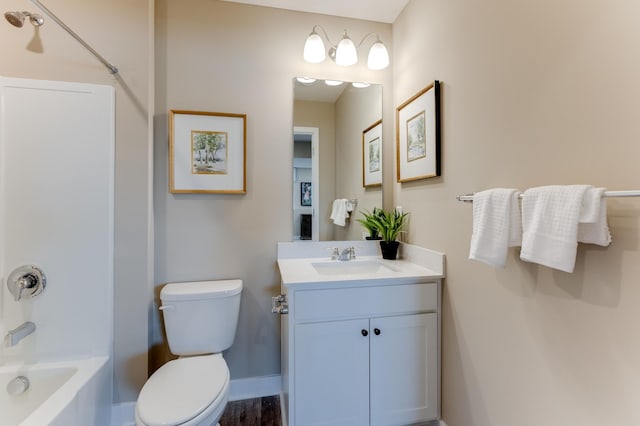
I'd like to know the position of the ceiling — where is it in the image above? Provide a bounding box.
[219,0,410,23]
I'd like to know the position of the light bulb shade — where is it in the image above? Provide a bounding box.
[296,77,317,84]
[303,32,326,63]
[335,35,357,66]
[367,41,389,70]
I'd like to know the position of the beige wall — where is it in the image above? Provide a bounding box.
[394,1,640,425]
[154,0,392,380]
[0,0,153,403]
[334,85,384,241]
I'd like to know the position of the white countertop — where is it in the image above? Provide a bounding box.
[277,256,443,287]
[276,241,445,289]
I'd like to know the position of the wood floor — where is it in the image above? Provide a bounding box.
[219,395,281,426]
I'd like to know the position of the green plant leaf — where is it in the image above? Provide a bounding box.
[364,208,409,242]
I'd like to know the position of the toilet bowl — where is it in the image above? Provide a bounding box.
[135,354,230,426]
[135,280,242,426]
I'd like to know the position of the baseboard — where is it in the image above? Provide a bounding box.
[228,374,282,401]
[110,375,282,425]
[110,401,135,426]
[279,392,288,426]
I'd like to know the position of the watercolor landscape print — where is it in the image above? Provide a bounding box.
[191,130,228,174]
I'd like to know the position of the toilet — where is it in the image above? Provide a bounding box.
[135,279,242,426]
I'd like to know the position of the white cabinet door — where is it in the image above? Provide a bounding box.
[369,313,438,426]
[294,319,371,426]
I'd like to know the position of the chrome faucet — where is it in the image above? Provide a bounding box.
[330,247,340,260]
[4,322,36,347]
[338,246,356,261]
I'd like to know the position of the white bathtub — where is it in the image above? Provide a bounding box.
[0,356,111,426]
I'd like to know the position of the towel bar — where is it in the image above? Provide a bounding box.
[456,190,640,203]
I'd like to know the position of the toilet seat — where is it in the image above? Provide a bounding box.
[136,354,229,426]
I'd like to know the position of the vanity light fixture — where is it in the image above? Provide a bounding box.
[324,80,344,86]
[352,82,371,88]
[296,77,317,84]
[303,25,390,70]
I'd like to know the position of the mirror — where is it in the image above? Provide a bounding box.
[293,78,383,241]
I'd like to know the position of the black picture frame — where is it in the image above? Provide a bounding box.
[300,182,312,206]
[396,80,441,182]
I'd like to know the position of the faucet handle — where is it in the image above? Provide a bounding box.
[329,247,340,260]
[13,279,27,302]
[7,266,46,302]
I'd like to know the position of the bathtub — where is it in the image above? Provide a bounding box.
[0,356,111,426]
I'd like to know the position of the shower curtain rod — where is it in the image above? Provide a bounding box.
[456,190,640,202]
[30,0,118,74]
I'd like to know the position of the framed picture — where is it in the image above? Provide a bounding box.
[169,110,246,194]
[396,80,441,182]
[362,119,382,188]
[300,182,312,206]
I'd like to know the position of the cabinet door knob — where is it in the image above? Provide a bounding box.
[361,329,368,337]
[374,328,381,336]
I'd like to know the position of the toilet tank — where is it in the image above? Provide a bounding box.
[160,280,242,356]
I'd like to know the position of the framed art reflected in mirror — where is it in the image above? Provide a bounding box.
[363,119,382,188]
[300,182,312,206]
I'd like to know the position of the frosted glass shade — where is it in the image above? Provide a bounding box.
[303,33,326,63]
[296,77,316,84]
[335,36,357,66]
[367,41,389,70]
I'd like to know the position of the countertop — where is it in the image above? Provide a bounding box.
[277,241,445,288]
[277,255,444,287]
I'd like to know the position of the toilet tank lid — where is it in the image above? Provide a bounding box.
[161,280,242,301]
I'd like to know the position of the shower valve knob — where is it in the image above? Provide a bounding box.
[7,265,46,302]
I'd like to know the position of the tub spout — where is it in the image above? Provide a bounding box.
[4,321,36,347]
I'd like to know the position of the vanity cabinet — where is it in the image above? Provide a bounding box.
[281,280,441,426]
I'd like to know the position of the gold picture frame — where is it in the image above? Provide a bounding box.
[169,110,246,194]
[396,81,441,182]
[362,119,383,188]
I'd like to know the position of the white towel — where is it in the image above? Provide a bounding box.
[520,185,590,273]
[469,188,522,268]
[579,187,602,223]
[578,187,612,246]
[330,199,350,226]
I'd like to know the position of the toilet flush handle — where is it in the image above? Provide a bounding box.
[158,305,174,311]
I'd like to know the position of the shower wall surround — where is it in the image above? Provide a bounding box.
[0,76,114,363]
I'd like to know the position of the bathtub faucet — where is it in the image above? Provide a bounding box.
[4,321,36,347]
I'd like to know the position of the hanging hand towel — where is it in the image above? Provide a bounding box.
[469,188,522,268]
[330,199,350,226]
[520,185,590,273]
[578,187,612,246]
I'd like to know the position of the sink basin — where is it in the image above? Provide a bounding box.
[311,260,397,275]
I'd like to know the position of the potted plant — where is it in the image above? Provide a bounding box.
[356,208,385,240]
[368,208,409,260]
